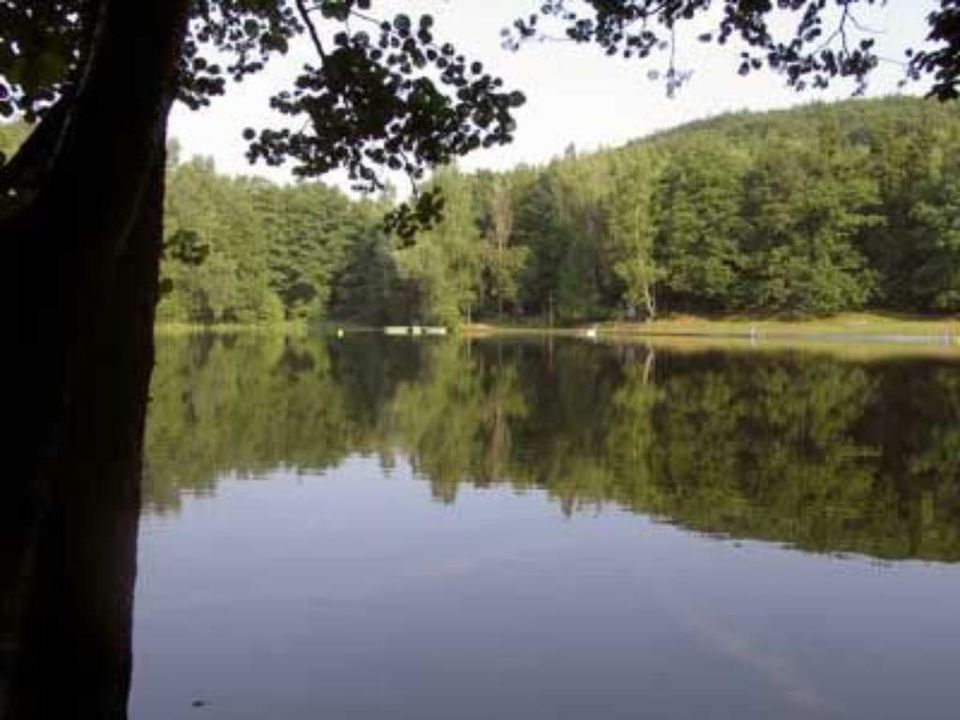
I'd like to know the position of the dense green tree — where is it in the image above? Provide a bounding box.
[160,156,283,323]
[510,156,620,322]
[257,181,365,320]
[654,136,750,310]
[513,167,568,322]
[329,220,406,324]
[909,149,960,311]
[553,155,615,320]
[604,151,662,319]
[860,100,955,305]
[738,125,880,313]
[394,167,483,326]
[476,175,528,319]
[155,151,388,325]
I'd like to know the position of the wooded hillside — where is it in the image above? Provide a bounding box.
[12,96,957,326]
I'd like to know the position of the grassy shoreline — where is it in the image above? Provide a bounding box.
[462,313,960,340]
[154,320,308,336]
[151,315,960,361]
[154,313,960,342]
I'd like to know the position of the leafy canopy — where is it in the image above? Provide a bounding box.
[2,1,960,214]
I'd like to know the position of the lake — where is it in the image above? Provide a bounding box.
[133,334,960,719]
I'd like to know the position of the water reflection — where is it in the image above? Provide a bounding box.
[145,334,960,562]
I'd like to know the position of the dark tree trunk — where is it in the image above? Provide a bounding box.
[3,0,190,717]
[4,160,163,717]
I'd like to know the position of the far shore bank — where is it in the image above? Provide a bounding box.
[153,313,960,353]
[154,320,308,336]
[461,313,960,342]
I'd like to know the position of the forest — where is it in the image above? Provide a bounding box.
[7,96,958,325]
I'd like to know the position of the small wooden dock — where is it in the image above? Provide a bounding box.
[384,326,448,337]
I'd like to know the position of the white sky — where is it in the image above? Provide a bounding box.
[168,0,936,190]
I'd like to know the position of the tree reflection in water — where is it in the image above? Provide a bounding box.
[146,334,960,562]
[3,333,957,718]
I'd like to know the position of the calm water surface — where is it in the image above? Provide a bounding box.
[133,335,960,719]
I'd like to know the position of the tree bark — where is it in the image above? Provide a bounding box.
[4,0,190,717]
[642,282,656,321]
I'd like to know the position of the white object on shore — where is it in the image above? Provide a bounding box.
[384,326,447,336]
